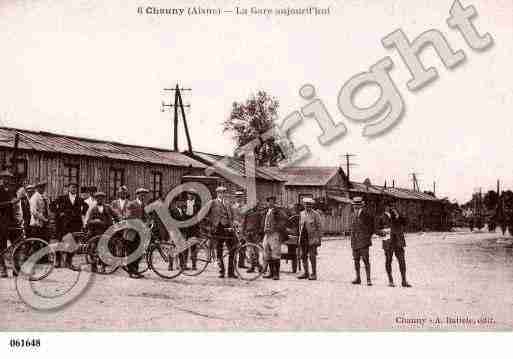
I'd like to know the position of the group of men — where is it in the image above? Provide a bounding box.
[205,186,323,281]
[1,167,413,286]
[0,169,152,278]
[350,196,411,288]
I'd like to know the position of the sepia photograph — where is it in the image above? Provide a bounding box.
[0,1,512,350]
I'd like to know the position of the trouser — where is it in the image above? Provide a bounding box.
[215,225,235,275]
[352,246,371,281]
[384,246,407,283]
[0,226,7,273]
[263,232,281,270]
[300,242,318,275]
[246,232,262,269]
[125,231,142,274]
[1,225,24,274]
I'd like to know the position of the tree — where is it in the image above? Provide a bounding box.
[483,190,499,210]
[223,91,293,166]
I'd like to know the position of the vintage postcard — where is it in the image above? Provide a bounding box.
[0,0,512,342]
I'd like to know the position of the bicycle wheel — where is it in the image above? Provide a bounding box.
[181,239,211,277]
[148,242,183,279]
[88,235,119,275]
[234,243,265,281]
[12,238,56,281]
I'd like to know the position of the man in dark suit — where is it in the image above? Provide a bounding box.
[0,170,20,278]
[50,182,89,268]
[380,200,411,287]
[124,187,149,278]
[208,186,235,278]
[350,197,374,286]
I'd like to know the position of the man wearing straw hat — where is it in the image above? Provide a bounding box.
[350,196,375,286]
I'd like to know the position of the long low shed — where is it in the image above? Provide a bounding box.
[0,127,206,201]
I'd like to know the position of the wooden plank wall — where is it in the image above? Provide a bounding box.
[0,148,204,201]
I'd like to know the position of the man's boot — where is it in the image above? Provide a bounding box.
[291,258,297,273]
[308,255,317,280]
[398,255,411,287]
[351,260,361,284]
[273,260,280,280]
[263,260,273,279]
[238,251,247,269]
[0,258,8,278]
[386,255,394,287]
[297,258,309,279]
[364,259,372,286]
[55,252,62,268]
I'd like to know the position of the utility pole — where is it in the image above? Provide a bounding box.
[410,172,422,192]
[342,153,357,184]
[162,84,192,152]
[433,181,436,196]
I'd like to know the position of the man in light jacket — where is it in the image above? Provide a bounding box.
[298,198,322,280]
[30,181,50,241]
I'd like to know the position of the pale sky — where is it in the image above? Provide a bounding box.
[0,0,512,203]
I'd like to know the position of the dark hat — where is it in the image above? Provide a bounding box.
[216,186,227,192]
[352,196,365,205]
[118,185,128,192]
[0,169,14,178]
[94,191,106,198]
[25,184,35,191]
[302,197,315,204]
[266,195,277,201]
[67,182,78,187]
[36,180,47,187]
[135,188,149,195]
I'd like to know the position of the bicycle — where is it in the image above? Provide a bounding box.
[180,225,265,281]
[1,226,56,281]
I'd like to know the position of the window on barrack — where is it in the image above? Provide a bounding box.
[63,163,80,189]
[150,171,163,201]
[109,168,125,200]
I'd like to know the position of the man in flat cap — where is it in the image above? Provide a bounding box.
[380,200,411,287]
[298,197,323,280]
[262,195,282,280]
[208,186,235,278]
[86,192,119,273]
[29,181,50,242]
[50,182,89,268]
[350,196,375,286]
[232,191,248,269]
[124,187,150,278]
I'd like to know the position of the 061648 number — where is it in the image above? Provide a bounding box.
[9,338,40,348]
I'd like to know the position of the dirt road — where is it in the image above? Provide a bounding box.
[2,231,513,330]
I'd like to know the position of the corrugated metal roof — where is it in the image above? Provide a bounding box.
[328,195,353,204]
[264,166,342,186]
[192,151,285,182]
[0,127,206,168]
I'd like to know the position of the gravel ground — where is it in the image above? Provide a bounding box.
[2,231,513,331]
